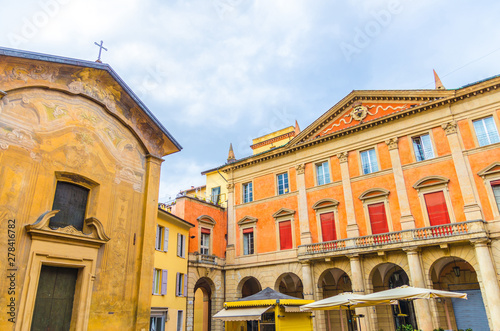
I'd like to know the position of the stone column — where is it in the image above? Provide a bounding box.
[442,122,483,220]
[405,248,434,330]
[338,152,359,238]
[386,138,415,230]
[296,163,312,245]
[472,239,500,330]
[301,262,314,300]
[226,183,235,264]
[349,255,369,330]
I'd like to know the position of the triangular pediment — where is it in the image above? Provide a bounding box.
[478,162,500,178]
[272,208,296,219]
[288,90,451,147]
[237,216,258,226]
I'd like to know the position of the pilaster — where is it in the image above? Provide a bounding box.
[472,239,500,330]
[349,254,369,330]
[386,138,415,230]
[338,152,359,238]
[442,122,483,221]
[296,163,312,244]
[226,182,235,264]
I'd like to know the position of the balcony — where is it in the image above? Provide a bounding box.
[189,252,225,267]
[298,220,487,259]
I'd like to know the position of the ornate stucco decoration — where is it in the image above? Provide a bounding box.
[441,121,457,135]
[26,210,110,246]
[295,163,305,175]
[385,137,398,150]
[114,166,144,192]
[226,183,235,193]
[337,151,348,163]
[7,64,59,83]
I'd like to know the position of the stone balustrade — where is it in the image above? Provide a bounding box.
[298,220,487,257]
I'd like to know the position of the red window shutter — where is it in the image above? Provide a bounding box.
[201,228,210,234]
[368,202,389,235]
[243,228,253,234]
[424,191,450,226]
[279,221,293,250]
[161,270,168,295]
[320,212,336,242]
[490,179,500,186]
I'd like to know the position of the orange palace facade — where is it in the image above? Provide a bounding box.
[176,74,500,331]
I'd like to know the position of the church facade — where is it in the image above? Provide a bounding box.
[0,48,181,330]
[179,74,500,331]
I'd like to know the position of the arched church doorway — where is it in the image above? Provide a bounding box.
[275,272,304,298]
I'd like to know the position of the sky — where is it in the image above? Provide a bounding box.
[2,0,500,202]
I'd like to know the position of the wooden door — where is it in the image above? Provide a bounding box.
[31,265,78,331]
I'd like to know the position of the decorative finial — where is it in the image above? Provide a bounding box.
[94,40,108,63]
[294,120,300,135]
[227,143,236,163]
[433,69,445,90]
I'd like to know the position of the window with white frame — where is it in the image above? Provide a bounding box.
[412,134,435,161]
[243,228,254,255]
[316,161,331,185]
[473,116,500,146]
[150,315,165,331]
[211,186,221,204]
[360,148,379,175]
[200,228,210,255]
[243,182,253,203]
[176,310,184,331]
[155,225,169,251]
[277,173,289,195]
[177,234,186,258]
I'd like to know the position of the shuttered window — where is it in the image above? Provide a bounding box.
[424,191,451,226]
[243,228,254,255]
[152,269,162,295]
[163,228,169,252]
[50,181,89,231]
[320,212,336,242]
[177,234,185,258]
[200,229,210,255]
[279,221,293,250]
[368,202,389,234]
[161,270,168,295]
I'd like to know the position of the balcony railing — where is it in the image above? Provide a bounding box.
[300,220,486,256]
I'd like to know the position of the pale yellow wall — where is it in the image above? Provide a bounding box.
[206,171,228,207]
[152,210,192,331]
[251,126,295,155]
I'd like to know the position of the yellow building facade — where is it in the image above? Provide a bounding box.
[0,48,181,330]
[151,207,194,331]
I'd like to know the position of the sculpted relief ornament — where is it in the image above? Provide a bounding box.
[385,137,398,150]
[337,151,348,163]
[295,163,305,175]
[442,121,457,135]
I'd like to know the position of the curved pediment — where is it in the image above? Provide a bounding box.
[312,198,340,210]
[237,216,258,226]
[26,210,110,245]
[197,215,216,226]
[272,208,296,219]
[359,188,390,200]
[413,176,449,189]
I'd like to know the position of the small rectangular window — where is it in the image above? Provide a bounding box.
[412,134,435,161]
[177,234,185,258]
[367,202,389,235]
[200,228,210,255]
[360,149,379,175]
[155,225,163,250]
[277,173,289,195]
[279,220,292,250]
[243,228,254,255]
[316,162,331,185]
[424,191,451,226]
[150,315,165,331]
[473,116,500,146]
[177,310,184,331]
[243,182,253,203]
[152,269,162,295]
[211,186,221,204]
[50,181,89,231]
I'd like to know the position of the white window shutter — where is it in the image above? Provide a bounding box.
[161,270,168,295]
[182,235,186,258]
[155,226,160,250]
[176,272,180,296]
[164,228,169,252]
[152,268,156,294]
